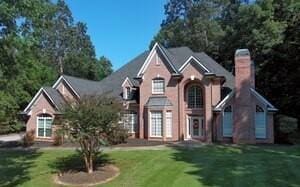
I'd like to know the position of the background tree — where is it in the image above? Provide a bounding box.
[96,56,113,80]
[0,0,113,134]
[58,95,126,174]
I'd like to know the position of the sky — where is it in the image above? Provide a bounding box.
[65,0,167,70]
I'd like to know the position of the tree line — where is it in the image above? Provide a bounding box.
[0,0,113,133]
[152,0,300,124]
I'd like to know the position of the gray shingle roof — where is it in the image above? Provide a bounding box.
[43,87,66,110]
[62,75,103,97]
[61,45,235,100]
[145,96,173,107]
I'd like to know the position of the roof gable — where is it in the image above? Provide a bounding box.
[137,43,179,77]
[179,56,211,73]
[23,87,65,114]
[52,75,80,98]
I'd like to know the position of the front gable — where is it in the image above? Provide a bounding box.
[23,88,58,115]
[137,43,179,78]
[180,59,208,82]
[52,76,80,100]
[179,56,210,73]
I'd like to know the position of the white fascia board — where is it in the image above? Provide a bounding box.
[23,87,44,113]
[52,75,80,98]
[23,88,59,114]
[136,42,178,77]
[214,90,235,111]
[121,77,134,87]
[250,88,278,111]
[179,56,210,73]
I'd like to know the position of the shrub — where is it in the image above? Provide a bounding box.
[275,115,298,144]
[23,130,35,147]
[59,95,123,173]
[52,128,64,146]
[107,123,129,145]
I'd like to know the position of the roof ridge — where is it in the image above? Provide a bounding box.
[62,74,101,83]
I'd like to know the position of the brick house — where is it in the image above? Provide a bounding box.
[22,43,277,143]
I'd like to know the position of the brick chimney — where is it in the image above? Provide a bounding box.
[233,49,255,144]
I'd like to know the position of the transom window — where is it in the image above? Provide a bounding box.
[122,111,137,133]
[152,79,165,94]
[150,111,163,137]
[187,85,203,108]
[37,114,52,138]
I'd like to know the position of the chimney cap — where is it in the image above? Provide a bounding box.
[235,49,250,57]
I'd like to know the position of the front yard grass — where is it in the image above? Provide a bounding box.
[0,145,300,187]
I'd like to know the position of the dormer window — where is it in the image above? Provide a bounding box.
[124,87,131,100]
[152,78,165,94]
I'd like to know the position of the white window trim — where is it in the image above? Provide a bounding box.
[152,79,165,94]
[222,106,233,137]
[149,111,163,138]
[187,85,203,109]
[124,87,131,100]
[36,116,53,138]
[166,111,172,138]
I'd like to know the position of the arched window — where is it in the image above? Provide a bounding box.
[187,85,203,108]
[37,114,53,138]
[255,105,266,138]
[223,105,233,137]
[152,78,165,94]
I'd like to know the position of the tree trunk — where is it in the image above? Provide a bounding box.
[58,56,63,75]
[84,154,93,174]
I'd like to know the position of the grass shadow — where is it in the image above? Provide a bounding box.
[49,151,113,174]
[170,144,300,187]
[0,149,42,187]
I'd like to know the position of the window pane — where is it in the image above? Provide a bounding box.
[122,111,137,133]
[255,111,266,138]
[45,119,52,129]
[38,128,44,137]
[151,112,162,136]
[152,79,164,93]
[45,128,52,137]
[223,106,233,137]
[166,111,172,137]
[38,118,44,128]
[188,86,202,108]
[37,116,52,137]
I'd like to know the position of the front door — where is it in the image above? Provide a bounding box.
[186,116,204,139]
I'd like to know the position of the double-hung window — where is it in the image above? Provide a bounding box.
[150,111,163,137]
[122,111,137,133]
[152,79,165,94]
[37,114,53,138]
[187,85,203,108]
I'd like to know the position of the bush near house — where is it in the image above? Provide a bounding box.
[275,115,298,144]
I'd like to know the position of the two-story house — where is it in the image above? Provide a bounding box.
[22,43,277,144]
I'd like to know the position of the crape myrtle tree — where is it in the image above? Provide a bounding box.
[57,95,127,174]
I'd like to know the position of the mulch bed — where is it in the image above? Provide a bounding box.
[54,165,119,186]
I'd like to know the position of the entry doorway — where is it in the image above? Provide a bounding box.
[186,116,204,139]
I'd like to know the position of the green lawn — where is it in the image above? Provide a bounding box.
[0,145,300,187]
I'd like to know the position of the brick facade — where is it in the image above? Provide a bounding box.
[23,45,276,144]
